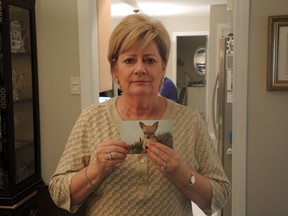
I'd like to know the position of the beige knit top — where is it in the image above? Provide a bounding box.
[49,97,231,216]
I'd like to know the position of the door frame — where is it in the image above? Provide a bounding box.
[231,0,249,215]
[171,31,209,85]
[77,0,99,109]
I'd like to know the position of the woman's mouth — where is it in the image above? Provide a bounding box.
[132,80,149,84]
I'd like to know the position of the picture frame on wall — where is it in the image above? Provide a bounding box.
[267,15,288,91]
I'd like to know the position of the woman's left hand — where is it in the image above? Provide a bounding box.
[147,141,213,210]
[146,141,191,184]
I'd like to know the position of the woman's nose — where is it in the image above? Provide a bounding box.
[134,60,147,74]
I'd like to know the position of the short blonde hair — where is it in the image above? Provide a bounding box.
[108,14,170,73]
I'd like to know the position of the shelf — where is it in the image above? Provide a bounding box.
[13,98,33,104]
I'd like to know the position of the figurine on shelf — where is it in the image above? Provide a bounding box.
[10,20,25,53]
[12,70,25,100]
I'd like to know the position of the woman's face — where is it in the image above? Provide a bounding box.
[114,41,166,97]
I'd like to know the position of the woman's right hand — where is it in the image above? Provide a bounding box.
[94,140,129,176]
[70,140,128,206]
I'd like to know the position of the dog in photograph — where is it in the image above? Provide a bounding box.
[139,121,159,153]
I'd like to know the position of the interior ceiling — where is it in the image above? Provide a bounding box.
[111,0,227,17]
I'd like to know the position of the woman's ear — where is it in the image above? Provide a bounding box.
[162,65,167,77]
[113,73,119,83]
[112,66,119,81]
[162,61,167,71]
[112,69,121,89]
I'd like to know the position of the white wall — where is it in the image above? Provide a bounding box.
[36,0,81,183]
[246,0,288,215]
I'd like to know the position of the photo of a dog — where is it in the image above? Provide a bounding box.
[121,120,173,154]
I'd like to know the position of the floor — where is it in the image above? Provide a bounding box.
[192,202,220,216]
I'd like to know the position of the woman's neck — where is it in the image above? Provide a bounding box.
[117,95,164,120]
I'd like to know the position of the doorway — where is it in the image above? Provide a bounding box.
[172,32,208,110]
[176,35,207,90]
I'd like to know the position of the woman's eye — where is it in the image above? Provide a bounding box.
[122,57,156,65]
[124,58,134,64]
[145,58,156,64]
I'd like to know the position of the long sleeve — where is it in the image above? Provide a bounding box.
[193,113,231,214]
[172,103,231,215]
[49,107,92,212]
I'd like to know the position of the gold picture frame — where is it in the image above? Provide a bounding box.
[267,15,288,90]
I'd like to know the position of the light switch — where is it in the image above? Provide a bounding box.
[70,77,81,95]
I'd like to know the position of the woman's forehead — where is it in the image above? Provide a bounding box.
[120,41,159,55]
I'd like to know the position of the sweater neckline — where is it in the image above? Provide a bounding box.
[107,96,176,125]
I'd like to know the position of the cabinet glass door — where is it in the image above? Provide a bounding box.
[0,1,41,208]
[0,115,2,189]
[10,5,35,184]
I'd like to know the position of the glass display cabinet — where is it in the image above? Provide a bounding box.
[0,0,42,214]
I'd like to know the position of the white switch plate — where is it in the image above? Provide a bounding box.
[70,77,81,95]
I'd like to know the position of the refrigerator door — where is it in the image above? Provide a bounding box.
[212,37,233,216]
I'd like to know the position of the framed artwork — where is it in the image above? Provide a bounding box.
[267,15,288,90]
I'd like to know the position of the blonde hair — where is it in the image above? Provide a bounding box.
[108,14,170,73]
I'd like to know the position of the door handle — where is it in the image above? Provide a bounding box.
[226,148,232,155]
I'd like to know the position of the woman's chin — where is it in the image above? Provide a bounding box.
[130,90,154,97]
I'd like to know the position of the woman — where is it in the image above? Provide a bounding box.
[49,14,231,215]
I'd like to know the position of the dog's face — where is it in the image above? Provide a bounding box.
[139,121,159,139]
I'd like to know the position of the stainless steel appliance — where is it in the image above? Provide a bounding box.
[212,35,234,216]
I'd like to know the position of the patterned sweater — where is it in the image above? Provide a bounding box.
[49,97,231,216]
